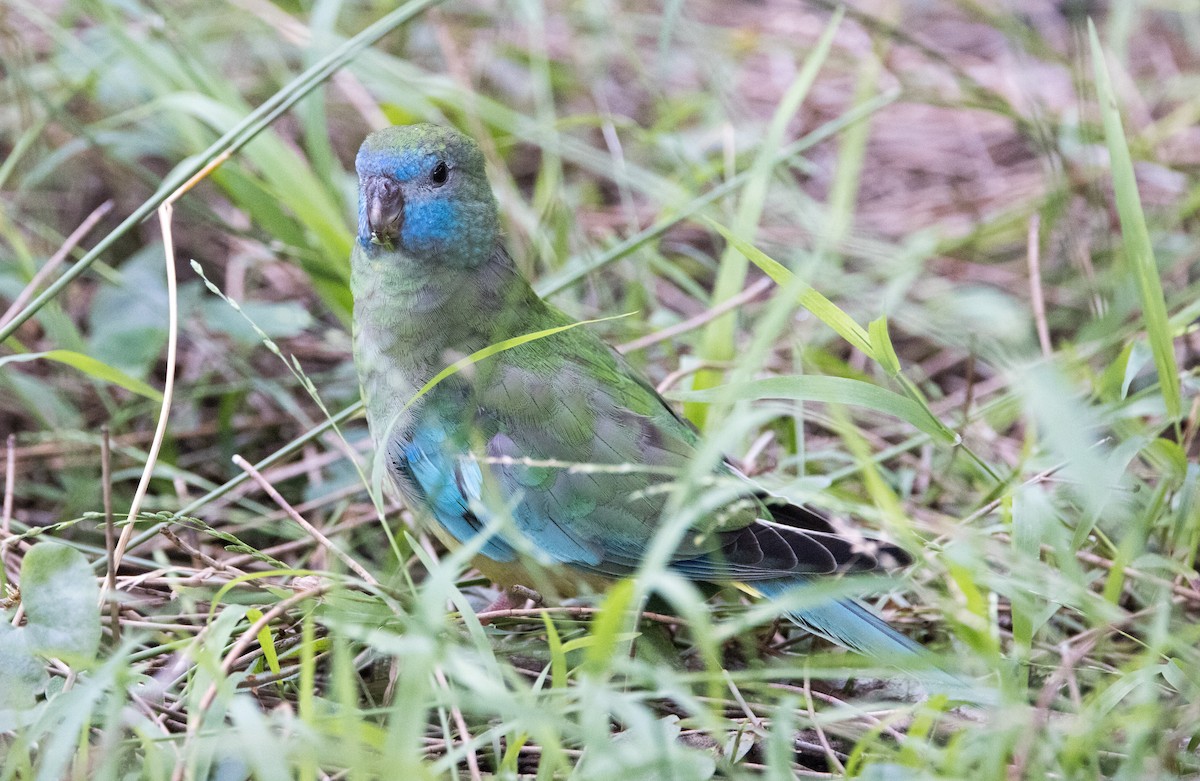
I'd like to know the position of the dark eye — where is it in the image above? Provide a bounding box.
[430,161,448,186]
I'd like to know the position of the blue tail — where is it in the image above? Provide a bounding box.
[754,579,991,704]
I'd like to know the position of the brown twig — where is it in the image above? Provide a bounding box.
[194,584,328,715]
[157,526,239,575]
[617,276,774,354]
[724,669,765,731]
[2,433,14,536]
[1027,213,1052,358]
[654,360,736,394]
[469,604,688,628]
[769,682,907,742]
[803,672,845,775]
[434,665,482,781]
[102,426,120,645]
[232,454,378,586]
[109,150,233,595]
[1180,394,1200,457]
[169,586,329,778]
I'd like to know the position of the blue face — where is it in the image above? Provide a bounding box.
[356,149,455,251]
[354,125,498,268]
[401,195,458,254]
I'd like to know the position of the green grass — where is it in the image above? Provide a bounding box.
[2,1,1200,778]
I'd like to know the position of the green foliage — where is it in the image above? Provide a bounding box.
[671,375,951,442]
[0,350,162,401]
[690,11,845,428]
[0,624,47,729]
[1,0,1199,778]
[18,543,101,666]
[0,543,100,730]
[1089,21,1182,424]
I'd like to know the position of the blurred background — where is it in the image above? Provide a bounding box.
[2,0,1199,777]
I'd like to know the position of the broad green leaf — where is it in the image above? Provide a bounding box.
[0,350,163,401]
[1089,22,1181,421]
[21,543,101,666]
[669,375,955,442]
[200,299,314,347]
[0,622,47,729]
[86,244,171,379]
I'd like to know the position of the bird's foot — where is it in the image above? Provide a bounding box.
[477,584,544,624]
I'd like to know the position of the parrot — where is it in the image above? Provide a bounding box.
[349,123,944,671]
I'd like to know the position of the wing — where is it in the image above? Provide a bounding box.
[396,324,905,581]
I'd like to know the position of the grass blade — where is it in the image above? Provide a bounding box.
[0,0,442,344]
[689,10,843,427]
[708,219,873,356]
[0,349,163,401]
[1088,21,1181,422]
[669,374,955,442]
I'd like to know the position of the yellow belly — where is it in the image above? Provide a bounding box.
[424,519,614,599]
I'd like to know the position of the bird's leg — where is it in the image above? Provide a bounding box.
[478,584,544,624]
[508,584,543,606]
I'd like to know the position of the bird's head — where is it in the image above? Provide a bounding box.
[354,124,499,267]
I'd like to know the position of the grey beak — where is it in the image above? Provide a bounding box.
[364,175,403,245]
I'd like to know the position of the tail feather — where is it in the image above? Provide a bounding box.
[752,579,992,705]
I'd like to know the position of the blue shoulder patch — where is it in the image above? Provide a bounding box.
[402,426,516,562]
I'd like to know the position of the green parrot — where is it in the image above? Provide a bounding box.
[350,123,932,664]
